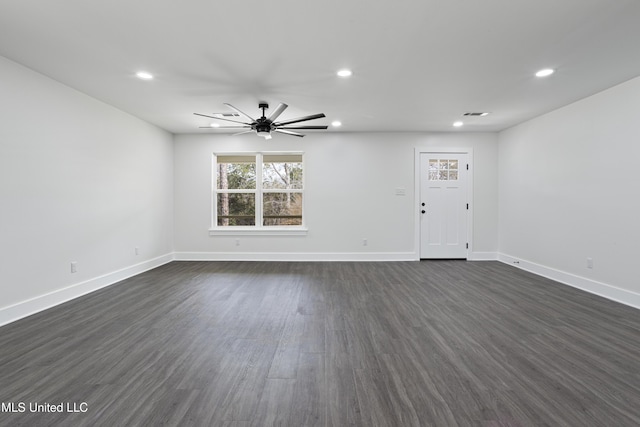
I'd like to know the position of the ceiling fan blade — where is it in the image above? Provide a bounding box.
[277,125,328,130]
[274,129,305,137]
[275,113,326,126]
[232,130,255,136]
[199,126,251,129]
[223,103,256,122]
[266,103,288,122]
[194,113,251,125]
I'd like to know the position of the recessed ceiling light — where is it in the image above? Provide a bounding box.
[331,121,342,127]
[453,121,464,127]
[336,69,352,78]
[535,68,554,78]
[136,71,154,80]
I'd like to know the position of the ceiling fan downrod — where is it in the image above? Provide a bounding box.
[256,103,272,139]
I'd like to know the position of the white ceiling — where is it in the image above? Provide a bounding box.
[2,0,640,134]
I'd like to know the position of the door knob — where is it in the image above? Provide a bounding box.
[421,210,426,214]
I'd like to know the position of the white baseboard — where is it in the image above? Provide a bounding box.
[174,251,418,262]
[468,251,498,261]
[0,253,175,327]
[497,253,640,310]
[175,251,499,262]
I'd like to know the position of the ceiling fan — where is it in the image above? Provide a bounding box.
[194,102,327,139]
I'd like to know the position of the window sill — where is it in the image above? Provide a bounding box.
[209,227,308,236]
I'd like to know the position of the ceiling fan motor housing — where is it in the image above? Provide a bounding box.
[255,121,272,133]
[257,103,272,135]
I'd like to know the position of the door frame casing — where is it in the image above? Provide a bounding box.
[414,147,474,260]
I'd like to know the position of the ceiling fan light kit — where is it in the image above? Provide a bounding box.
[195,102,328,139]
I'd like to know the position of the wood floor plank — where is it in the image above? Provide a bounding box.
[267,313,305,379]
[353,364,421,427]
[216,338,278,423]
[2,260,640,426]
[325,329,362,426]
[289,352,325,427]
[249,378,295,427]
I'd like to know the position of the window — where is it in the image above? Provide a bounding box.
[211,153,305,235]
[428,158,459,181]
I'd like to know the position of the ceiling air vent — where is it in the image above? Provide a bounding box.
[463,112,489,117]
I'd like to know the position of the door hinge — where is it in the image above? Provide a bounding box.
[466,243,469,249]
[466,203,469,210]
[466,164,469,170]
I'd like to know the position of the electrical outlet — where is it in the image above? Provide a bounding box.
[587,257,593,269]
[135,247,140,255]
[70,262,78,273]
[235,239,240,246]
[362,238,368,246]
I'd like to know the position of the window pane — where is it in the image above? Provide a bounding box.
[449,171,458,180]
[217,193,255,226]
[263,193,303,226]
[263,155,303,190]
[217,156,256,189]
[449,160,458,170]
[429,159,438,180]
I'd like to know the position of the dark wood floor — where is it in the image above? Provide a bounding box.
[1,261,640,426]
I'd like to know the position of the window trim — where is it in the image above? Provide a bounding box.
[209,151,307,236]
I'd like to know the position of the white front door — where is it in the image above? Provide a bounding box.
[420,153,469,259]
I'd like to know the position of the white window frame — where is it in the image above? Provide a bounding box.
[209,152,307,236]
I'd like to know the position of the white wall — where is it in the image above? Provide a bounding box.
[2,40,637,326]
[498,76,640,308]
[0,56,175,325]
[173,132,498,260]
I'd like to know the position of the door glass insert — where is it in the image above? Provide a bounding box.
[428,159,461,181]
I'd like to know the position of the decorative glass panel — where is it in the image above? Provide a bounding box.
[429,158,461,181]
[428,159,438,180]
